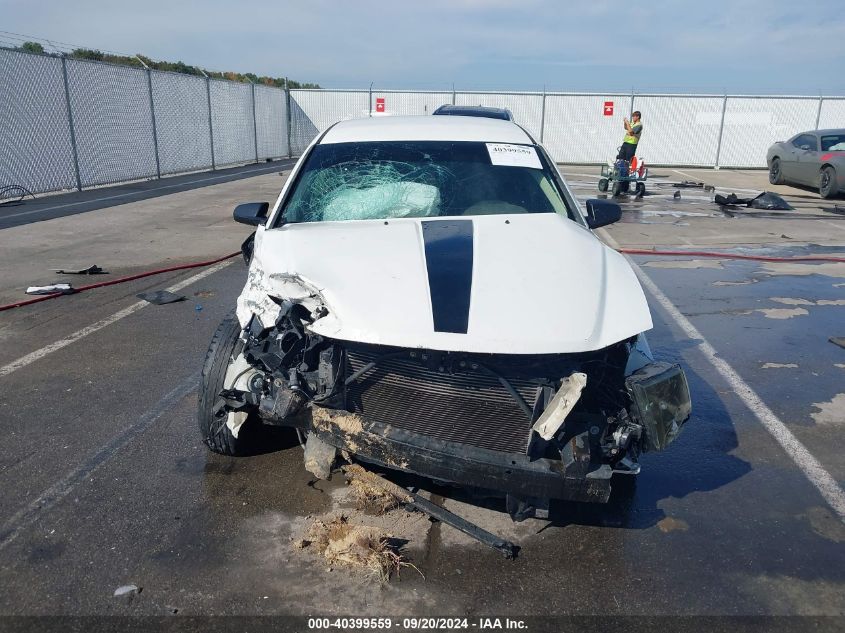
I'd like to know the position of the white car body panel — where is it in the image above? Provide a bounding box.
[320,115,534,145]
[237,213,652,354]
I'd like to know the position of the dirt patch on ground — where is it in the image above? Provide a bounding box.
[712,279,758,286]
[810,393,845,426]
[761,262,845,278]
[770,297,814,306]
[755,307,809,319]
[643,259,724,269]
[657,517,689,533]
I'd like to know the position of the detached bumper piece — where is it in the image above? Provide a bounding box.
[625,362,692,452]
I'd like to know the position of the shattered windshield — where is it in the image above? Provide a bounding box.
[821,135,845,151]
[279,141,572,224]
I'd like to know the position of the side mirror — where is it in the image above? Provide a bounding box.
[800,144,811,151]
[233,202,270,226]
[585,199,622,229]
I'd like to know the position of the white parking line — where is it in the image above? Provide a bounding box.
[0,373,199,551]
[0,260,233,378]
[1,163,290,220]
[599,229,845,522]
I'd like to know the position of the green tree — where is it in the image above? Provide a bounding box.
[20,41,44,54]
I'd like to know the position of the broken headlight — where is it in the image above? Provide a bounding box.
[625,362,691,452]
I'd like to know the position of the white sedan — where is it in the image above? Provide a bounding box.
[196,115,691,520]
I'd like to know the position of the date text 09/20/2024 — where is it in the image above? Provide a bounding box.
[307,617,528,629]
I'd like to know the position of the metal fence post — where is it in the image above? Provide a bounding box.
[452,83,456,105]
[60,56,83,191]
[815,96,824,130]
[285,81,292,158]
[206,77,216,170]
[146,69,162,179]
[714,94,728,169]
[251,81,259,162]
[539,87,547,143]
[368,82,373,117]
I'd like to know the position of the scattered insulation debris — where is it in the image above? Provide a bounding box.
[295,515,416,582]
[346,470,404,514]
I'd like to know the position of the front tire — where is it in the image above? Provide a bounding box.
[198,314,252,455]
[612,180,623,197]
[769,158,784,185]
[598,178,609,192]
[820,166,839,199]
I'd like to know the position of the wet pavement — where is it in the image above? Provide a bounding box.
[0,167,843,628]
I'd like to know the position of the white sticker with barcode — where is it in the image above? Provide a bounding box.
[486,143,542,169]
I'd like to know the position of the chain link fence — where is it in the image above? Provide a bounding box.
[0,47,290,199]
[2,45,844,199]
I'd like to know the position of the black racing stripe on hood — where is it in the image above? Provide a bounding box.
[421,219,473,334]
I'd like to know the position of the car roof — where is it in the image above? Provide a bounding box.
[320,115,534,145]
[815,129,845,135]
[432,104,513,120]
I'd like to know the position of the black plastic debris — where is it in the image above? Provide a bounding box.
[749,192,794,210]
[714,191,793,210]
[673,190,681,199]
[136,290,186,305]
[52,265,106,275]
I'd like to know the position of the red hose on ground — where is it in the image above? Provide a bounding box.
[0,252,240,313]
[618,248,845,263]
[1,247,844,314]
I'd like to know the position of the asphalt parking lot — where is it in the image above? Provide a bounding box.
[0,164,843,624]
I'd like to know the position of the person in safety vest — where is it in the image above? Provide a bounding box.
[617,111,643,162]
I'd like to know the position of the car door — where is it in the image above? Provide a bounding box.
[794,133,820,185]
[778,135,803,182]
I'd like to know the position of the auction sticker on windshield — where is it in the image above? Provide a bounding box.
[486,143,542,169]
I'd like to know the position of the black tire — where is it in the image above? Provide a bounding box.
[635,182,646,197]
[198,314,251,455]
[598,178,609,192]
[820,166,839,199]
[611,180,623,197]
[769,158,784,185]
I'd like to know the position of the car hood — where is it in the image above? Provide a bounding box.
[236,214,652,354]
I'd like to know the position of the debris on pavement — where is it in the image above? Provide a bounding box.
[342,464,519,559]
[52,265,106,275]
[673,190,681,199]
[296,515,411,582]
[25,283,75,295]
[136,290,186,305]
[113,584,142,597]
[829,337,845,350]
[345,467,403,514]
[714,192,793,210]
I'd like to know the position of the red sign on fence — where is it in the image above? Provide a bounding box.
[376,97,385,113]
[604,101,614,116]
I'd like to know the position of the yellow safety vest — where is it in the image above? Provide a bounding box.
[624,121,642,145]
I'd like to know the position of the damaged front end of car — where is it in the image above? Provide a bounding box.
[218,278,691,521]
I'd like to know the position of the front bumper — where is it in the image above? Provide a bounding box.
[310,409,614,503]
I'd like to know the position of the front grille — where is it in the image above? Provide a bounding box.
[345,350,540,453]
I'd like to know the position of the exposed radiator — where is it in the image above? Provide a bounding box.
[345,350,539,453]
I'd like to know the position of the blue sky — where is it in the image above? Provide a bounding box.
[1,0,843,94]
